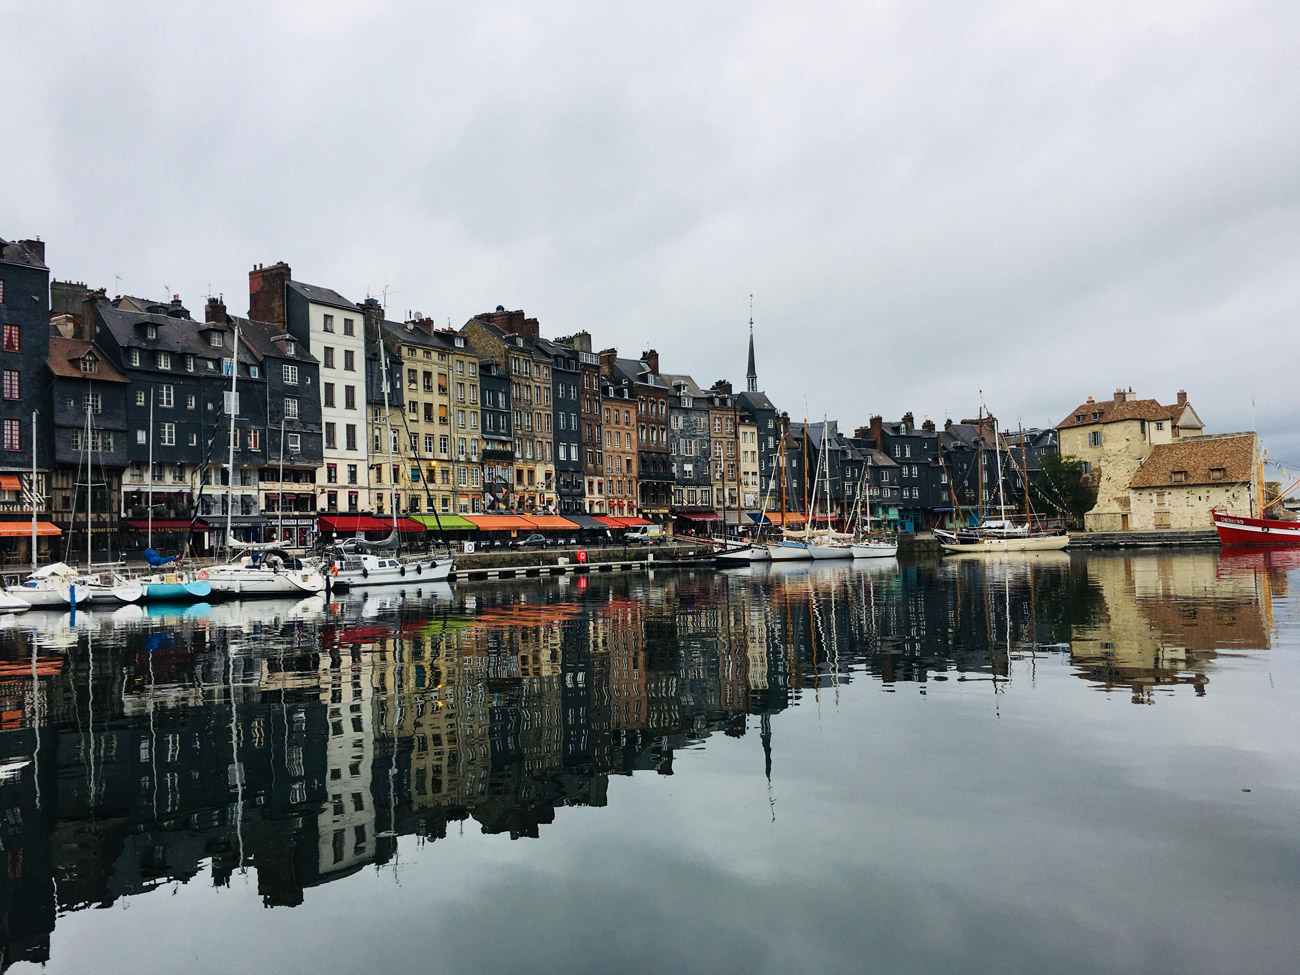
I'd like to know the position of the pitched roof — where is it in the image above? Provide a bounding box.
[0,238,48,270]
[47,337,129,382]
[236,316,319,364]
[1056,397,1183,429]
[737,390,775,412]
[1129,434,1256,489]
[287,280,357,312]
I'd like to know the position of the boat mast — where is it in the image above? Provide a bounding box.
[977,401,985,524]
[224,322,240,552]
[377,323,398,534]
[993,407,1006,520]
[147,388,154,550]
[30,410,37,570]
[277,415,286,543]
[1019,423,1031,528]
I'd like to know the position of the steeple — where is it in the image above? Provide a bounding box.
[746,296,757,393]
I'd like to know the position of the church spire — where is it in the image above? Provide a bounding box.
[746,294,757,393]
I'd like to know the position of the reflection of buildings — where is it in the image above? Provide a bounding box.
[0,554,1275,961]
[1069,553,1279,702]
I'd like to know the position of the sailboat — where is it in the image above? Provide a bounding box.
[202,322,327,599]
[933,412,1068,554]
[761,415,810,561]
[326,322,454,588]
[850,448,898,559]
[806,420,853,559]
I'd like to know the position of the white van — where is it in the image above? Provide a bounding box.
[625,525,666,544]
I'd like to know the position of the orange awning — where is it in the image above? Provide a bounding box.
[466,515,534,531]
[0,475,21,491]
[523,515,578,530]
[0,521,61,538]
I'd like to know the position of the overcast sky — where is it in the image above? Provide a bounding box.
[5,1,1299,458]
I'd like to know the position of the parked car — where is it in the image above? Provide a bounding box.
[512,533,549,549]
[625,526,666,544]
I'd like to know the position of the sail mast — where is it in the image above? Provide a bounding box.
[977,401,985,524]
[224,322,240,551]
[147,389,154,550]
[277,415,286,543]
[1019,423,1031,528]
[377,320,398,533]
[30,411,37,570]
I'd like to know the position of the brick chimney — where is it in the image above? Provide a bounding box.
[205,296,227,324]
[868,415,884,450]
[710,379,733,395]
[80,288,107,342]
[922,419,936,432]
[19,239,44,265]
[901,411,914,431]
[642,349,659,375]
[1114,388,1126,404]
[249,261,291,328]
[1176,390,1187,406]
[599,348,618,376]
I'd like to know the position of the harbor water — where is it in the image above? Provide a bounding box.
[0,549,1297,974]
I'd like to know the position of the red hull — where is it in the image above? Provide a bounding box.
[1212,509,1300,546]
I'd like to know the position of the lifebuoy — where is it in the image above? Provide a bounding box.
[330,565,339,576]
[197,569,209,580]
[577,550,588,563]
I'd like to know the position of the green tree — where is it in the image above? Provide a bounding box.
[1032,453,1096,528]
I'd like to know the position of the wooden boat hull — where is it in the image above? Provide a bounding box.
[851,541,898,559]
[1212,509,1300,546]
[939,533,1070,554]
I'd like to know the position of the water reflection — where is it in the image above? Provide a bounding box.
[0,551,1286,968]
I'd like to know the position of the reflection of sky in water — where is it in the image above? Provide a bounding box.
[2,551,1298,974]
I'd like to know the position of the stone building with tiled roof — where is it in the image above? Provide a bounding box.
[1126,433,1260,530]
[1056,388,1205,531]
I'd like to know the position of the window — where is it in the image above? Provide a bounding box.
[1156,421,1164,431]
[343,318,355,336]
[249,429,261,451]
[345,385,356,409]
[156,351,171,369]
[323,314,335,332]
[324,382,335,407]
[283,364,299,385]
[1,370,17,400]
[285,396,299,419]
[326,464,338,483]
[184,354,195,372]
[326,491,338,510]
[347,491,359,510]
[1081,461,1092,476]
[1154,510,1171,528]
[127,348,139,366]
[1088,431,1102,447]
[2,419,20,451]
[82,391,101,414]
[187,394,196,409]
[161,422,175,446]
[343,350,355,371]
[325,423,336,449]
[1210,468,1225,481]
[287,433,301,453]
[160,384,174,408]
[80,354,97,374]
[323,347,335,368]
[136,429,146,444]
[1171,470,1186,483]
[346,424,357,450]
[347,464,358,484]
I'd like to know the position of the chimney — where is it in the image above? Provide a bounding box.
[869,415,884,450]
[19,239,44,265]
[205,296,227,324]
[599,348,618,376]
[642,349,659,375]
[249,261,291,328]
[80,288,107,342]
[901,411,914,431]
[359,297,385,343]
[1086,395,1094,404]
[1177,390,1187,406]
[922,419,936,432]
[710,379,733,396]
[1114,388,1126,404]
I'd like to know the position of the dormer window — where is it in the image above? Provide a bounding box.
[1075,414,1083,423]
[79,353,97,374]
[284,340,295,356]
[454,336,465,348]
[1091,412,1101,421]
[1171,470,1187,483]
[1210,468,1225,481]
[185,354,195,372]
[209,332,223,348]
[145,325,157,339]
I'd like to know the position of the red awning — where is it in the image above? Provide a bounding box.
[523,515,578,530]
[594,516,625,528]
[0,475,22,491]
[620,517,653,526]
[678,512,722,522]
[466,515,534,531]
[393,517,426,533]
[124,519,208,532]
[318,515,391,534]
[0,521,61,538]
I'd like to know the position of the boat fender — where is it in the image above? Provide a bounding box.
[330,565,339,576]
[400,566,406,577]
[361,567,369,578]
[197,569,209,580]
[416,564,422,575]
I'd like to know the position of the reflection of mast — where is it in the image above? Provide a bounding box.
[760,713,774,822]
[227,640,245,872]
[31,642,41,811]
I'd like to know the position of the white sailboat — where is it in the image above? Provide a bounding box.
[806,420,853,560]
[203,322,328,599]
[761,414,810,561]
[851,448,898,559]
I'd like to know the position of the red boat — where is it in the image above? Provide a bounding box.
[1212,509,1300,546]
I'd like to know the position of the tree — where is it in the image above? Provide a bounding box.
[1032,454,1096,528]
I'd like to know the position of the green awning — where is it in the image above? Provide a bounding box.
[411,514,477,531]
